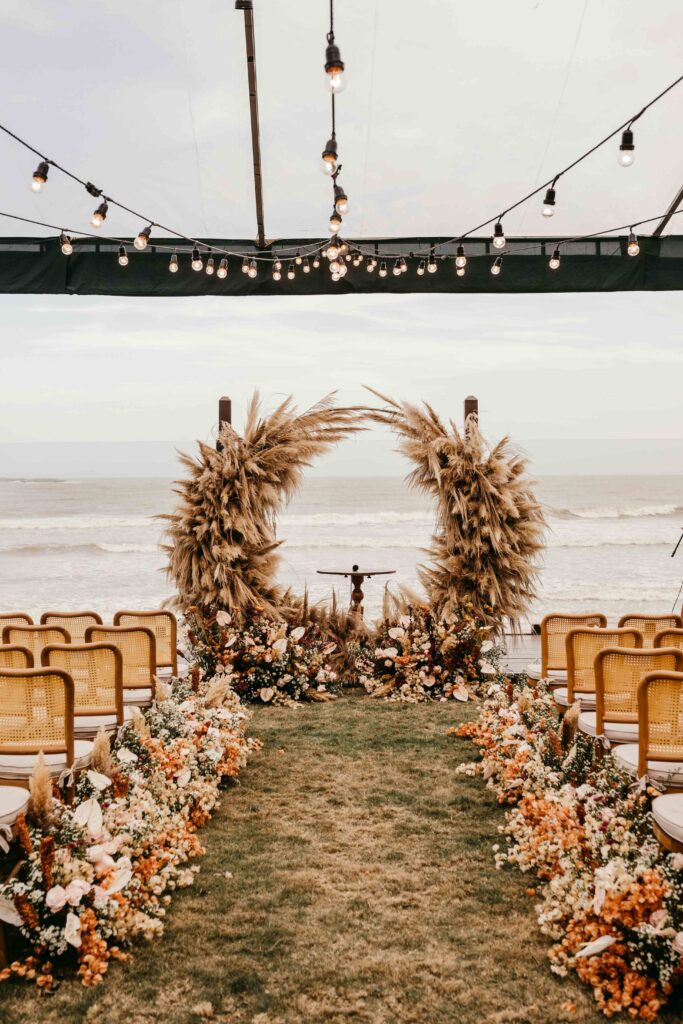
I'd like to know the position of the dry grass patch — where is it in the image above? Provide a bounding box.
[3,695,681,1024]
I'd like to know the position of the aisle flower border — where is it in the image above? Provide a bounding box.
[0,675,259,989]
[453,674,683,1020]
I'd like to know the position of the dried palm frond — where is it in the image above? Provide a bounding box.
[161,393,362,618]
[366,389,546,632]
[91,728,112,776]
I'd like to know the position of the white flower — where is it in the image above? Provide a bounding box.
[64,879,91,907]
[671,853,683,870]
[480,640,494,653]
[259,687,275,703]
[86,769,112,791]
[479,661,496,675]
[290,626,305,641]
[175,767,192,787]
[73,796,103,837]
[673,931,683,954]
[272,638,288,656]
[650,908,669,931]
[574,934,616,958]
[388,627,405,640]
[451,684,469,702]
[65,911,82,948]
[215,610,232,627]
[45,885,68,913]
[117,747,138,764]
[0,895,21,927]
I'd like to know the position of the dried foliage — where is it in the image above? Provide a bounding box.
[27,753,55,831]
[367,390,546,631]
[162,393,362,618]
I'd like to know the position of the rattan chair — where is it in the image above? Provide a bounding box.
[0,646,33,670]
[40,611,103,644]
[526,613,607,685]
[614,671,683,789]
[0,613,33,629]
[554,627,643,709]
[654,629,683,653]
[42,643,126,738]
[113,610,178,676]
[618,614,683,646]
[1,625,71,665]
[0,668,92,785]
[579,646,683,744]
[85,625,156,706]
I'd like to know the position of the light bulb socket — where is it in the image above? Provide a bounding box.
[91,200,109,226]
[455,245,467,268]
[543,187,556,208]
[32,160,49,187]
[59,232,73,255]
[492,221,505,248]
[169,253,179,273]
[321,136,338,162]
[206,257,215,274]
[217,258,228,278]
[118,244,128,266]
[134,225,152,250]
[379,261,387,277]
[620,128,635,153]
[325,43,344,75]
[491,256,503,274]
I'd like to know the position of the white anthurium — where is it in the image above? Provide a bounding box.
[259,687,275,703]
[86,769,112,791]
[215,610,232,627]
[480,640,494,653]
[0,894,22,927]
[272,638,288,656]
[673,932,683,954]
[116,747,138,765]
[452,684,469,702]
[104,866,133,896]
[64,911,82,948]
[73,796,103,837]
[175,767,192,787]
[479,662,496,675]
[384,647,398,658]
[45,885,68,913]
[388,627,405,640]
[290,626,306,641]
[574,934,617,958]
[64,879,91,907]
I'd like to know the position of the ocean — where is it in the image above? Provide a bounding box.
[1,475,682,625]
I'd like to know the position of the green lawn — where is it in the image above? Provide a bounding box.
[0,695,665,1024]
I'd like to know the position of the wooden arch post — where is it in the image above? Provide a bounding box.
[464,395,478,435]
[217,396,232,452]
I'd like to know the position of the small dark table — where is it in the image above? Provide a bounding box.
[316,565,396,617]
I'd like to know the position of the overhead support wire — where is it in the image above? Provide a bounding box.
[235,0,266,249]
[652,183,683,237]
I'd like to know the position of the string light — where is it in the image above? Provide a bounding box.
[324,7,346,95]
[241,257,249,274]
[619,127,635,166]
[378,261,387,277]
[492,221,506,249]
[303,256,310,273]
[455,245,467,269]
[134,225,152,251]
[456,265,465,277]
[417,259,425,276]
[295,250,303,265]
[548,247,561,270]
[427,253,437,273]
[217,258,228,279]
[169,252,179,273]
[118,244,128,267]
[59,232,73,255]
[327,238,340,260]
[206,256,215,275]
[334,184,349,215]
[272,262,281,281]
[491,256,503,275]
[287,262,295,280]
[321,136,338,175]
[31,161,49,192]
[392,259,401,276]
[627,230,640,256]
[90,200,109,228]
[248,259,258,278]
[367,258,376,273]
[191,247,203,271]
[329,209,342,233]
[312,254,321,268]
[329,258,342,273]
[542,186,556,218]
[339,241,349,256]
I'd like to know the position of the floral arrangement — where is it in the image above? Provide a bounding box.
[453,675,683,1019]
[357,604,502,702]
[0,674,257,989]
[186,609,339,705]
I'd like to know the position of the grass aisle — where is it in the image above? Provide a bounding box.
[2,696,612,1024]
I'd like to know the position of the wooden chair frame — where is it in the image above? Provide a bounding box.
[654,628,683,650]
[1,625,71,663]
[0,613,34,627]
[113,610,178,675]
[565,627,642,703]
[41,642,124,725]
[0,645,34,669]
[540,612,607,676]
[40,610,103,643]
[0,667,74,759]
[594,646,683,736]
[84,625,157,696]
[619,614,683,645]
[637,671,683,777]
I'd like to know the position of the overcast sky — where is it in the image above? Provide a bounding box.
[1,1,683,476]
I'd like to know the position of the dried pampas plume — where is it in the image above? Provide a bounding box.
[27,752,55,830]
[366,389,546,632]
[161,392,362,619]
[91,728,112,776]
[205,677,233,708]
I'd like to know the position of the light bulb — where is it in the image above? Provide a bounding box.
[313,255,321,268]
[248,259,257,278]
[399,257,407,273]
[619,128,635,166]
[378,261,387,277]
[326,71,346,93]
[206,257,215,275]
[338,262,348,277]
[334,185,349,216]
[90,201,108,228]
[287,263,295,280]
[392,260,401,276]
[191,248,203,271]
[331,271,340,281]
[295,251,303,265]
[367,259,375,272]
[241,257,249,273]
[327,241,339,260]
[118,245,128,267]
[59,232,73,256]
[169,253,179,273]
[345,251,352,262]
[542,187,556,218]
[427,258,437,274]
[339,241,349,256]
[273,259,282,272]
[321,248,328,259]
[329,259,342,273]
[217,258,228,279]
[134,225,152,250]
[548,248,560,270]
[492,221,506,249]
[627,231,640,257]
[352,253,361,267]
[456,266,465,277]
[321,158,337,176]
[491,256,503,275]
[303,257,310,273]
[329,212,342,234]
[321,136,338,175]
[455,245,467,269]
[417,260,425,276]
[272,268,281,281]
[31,161,49,192]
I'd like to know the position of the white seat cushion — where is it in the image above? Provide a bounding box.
[613,743,683,787]
[123,688,153,706]
[527,662,567,684]
[75,706,133,735]
[0,740,93,779]
[578,711,639,744]
[0,786,30,825]
[652,794,683,842]
[554,687,596,710]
